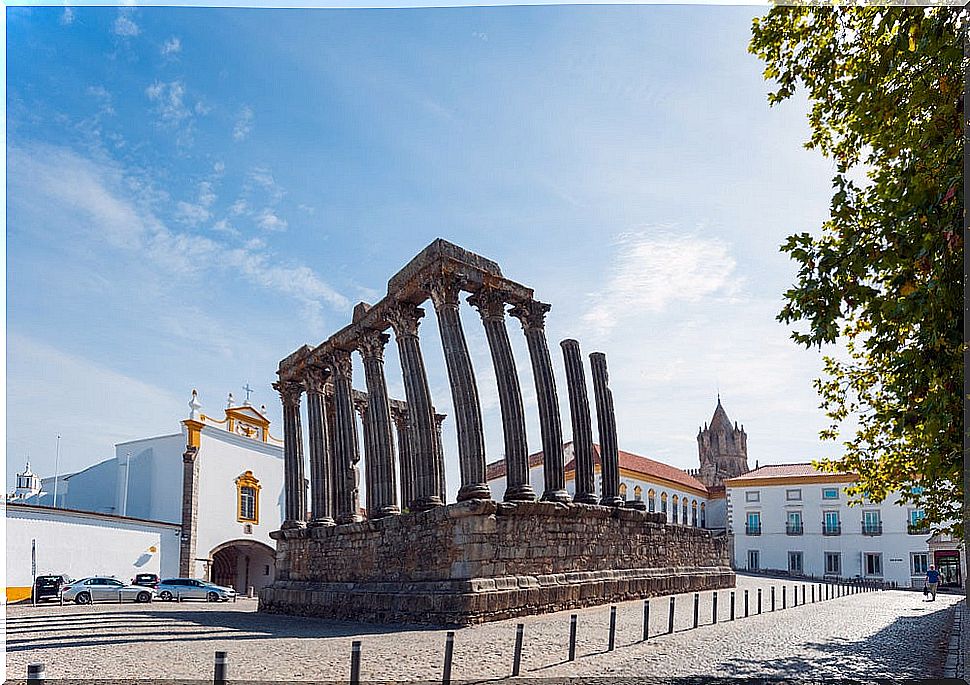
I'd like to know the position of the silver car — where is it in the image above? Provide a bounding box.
[156,577,236,602]
[61,577,155,604]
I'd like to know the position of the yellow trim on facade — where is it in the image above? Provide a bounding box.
[235,471,261,524]
[7,586,32,602]
[724,473,855,488]
[183,419,204,448]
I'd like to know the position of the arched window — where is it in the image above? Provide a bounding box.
[660,492,668,517]
[691,500,698,526]
[648,488,656,512]
[634,485,642,501]
[672,494,679,512]
[619,483,628,500]
[235,471,261,524]
[682,500,688,524]
[700,502,706,528]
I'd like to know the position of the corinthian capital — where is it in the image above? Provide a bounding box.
[426,273,464,310]
[508,299,552,332]
[273,379,304,407]
[304,363,331,395]
[329,349,354,380]
[386,302,425,337]
[466,288,508,321]
[356,330,390,361]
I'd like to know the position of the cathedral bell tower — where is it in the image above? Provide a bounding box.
[696,397,749,488]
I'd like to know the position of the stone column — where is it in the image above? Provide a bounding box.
[387,303,443,511]
[178,446,200,576]
[510,299,569,503]
[433,412,447,502]
[391,406,415,511]
[274,379,308,528]
[358,331,400,518]
[590,352,622,507]
[467,288,536,502]
[560,339,597,505]
[305,365,335,526]
[353,396,376,518]
[330,350,362,523]
[427,275,490,501]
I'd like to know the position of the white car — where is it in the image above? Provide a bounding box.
[61,577,155,604]
[156,578,236,602]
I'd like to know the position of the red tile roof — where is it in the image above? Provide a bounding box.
[724,462,856,482]
[485,442,708,494]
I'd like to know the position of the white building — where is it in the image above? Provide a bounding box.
[725,463,942,588]
[7,390,285,600]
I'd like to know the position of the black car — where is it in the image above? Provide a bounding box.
[132,573,160,589]
[33,574,72,602]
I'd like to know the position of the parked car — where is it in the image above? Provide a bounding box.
[32,574,73,602]
[61,577,155,605]
[156,578,236,602]
[132,573,160,589]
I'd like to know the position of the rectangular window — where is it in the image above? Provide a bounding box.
[908,509,927,534]
[822,488,839,500]
[746,512,761,535]
[823,510,840,535]
[824,552,841,575]
[785,489,802,501]
[239,487,256,522]
[864,553,883,577]
[788,551,803,574]
[745,491,760,503]
[786,511,803,535]
[862,510,882,536]
[648,497,656,513]
[911,553,928,575]
[747,550,760,571]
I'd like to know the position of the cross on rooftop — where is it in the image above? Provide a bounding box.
[243,383,254,403]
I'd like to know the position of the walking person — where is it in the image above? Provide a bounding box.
[925,565,940,601]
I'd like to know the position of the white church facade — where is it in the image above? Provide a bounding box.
[6,390,285,600]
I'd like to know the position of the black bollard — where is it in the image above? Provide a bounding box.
[608,606,617,651]
[27,663,45,684]
[512,623,524,677]
[771,586,776,612]
[569,614,577,661]
[802,585,806,605]
[730,591,735,621]
[782,586,786,609]
[744,589,749,618]
[214,651,227,685]
[757,588,763,614]
[668,596,675,634]
[693,593,700,628]
[350,641,361,685]
[811,585,815,603]
[712,592,718,624]
[642,601,650,642]
[442,631,454,685]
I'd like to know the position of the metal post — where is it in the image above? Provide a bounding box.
[608,606,616,651]
[178,591,182,603]
[782,586,786,609]
[730,591,735,621]
[442,631,454,685]
[214,651,227,685]
[512,624,524,676]
[692,593,699,628]
[27,663,45,684]
[757,588,762,614]
[642,600,650,641]
[811,585,815,603]
[712,592,718,624]
[350,641,361,685]
[118,590,123,604]
[744,589,749,617]
[802,585,806,605]
[569,614,577,660]
[668,596,675,634]
[772,586,777,611]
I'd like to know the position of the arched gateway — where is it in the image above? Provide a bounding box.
[209,539,276,594]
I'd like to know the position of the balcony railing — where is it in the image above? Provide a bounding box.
[822,522,842,536]
[907,522,930,535]
[862,521,883,536]
[745,523,762,536]
[786,522,804,535]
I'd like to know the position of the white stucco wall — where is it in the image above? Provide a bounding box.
[727,480,932,587]
[5,504,180,589]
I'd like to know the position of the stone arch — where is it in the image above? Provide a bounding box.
[209,539,276,594]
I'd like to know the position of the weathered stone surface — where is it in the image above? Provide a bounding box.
[261,500,732,625]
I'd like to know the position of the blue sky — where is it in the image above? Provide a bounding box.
[6,4,841,494]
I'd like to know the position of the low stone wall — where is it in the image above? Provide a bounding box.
[259,499,734,625]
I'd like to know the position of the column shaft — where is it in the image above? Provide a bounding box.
[590,352,622,507]
[305,367,335,526]
[392,407,415,511]
[561,339,597,504]
[433,413,447,502]
[468,289,535,502]
[359,332,400,517]
[331,350,363,523]
[428,276,490,501]
[511,300,569,503]
[355,397,377,518]
[275,380,307,528]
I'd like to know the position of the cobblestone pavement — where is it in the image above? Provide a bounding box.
[943,598,966,679]
[5,575,959,682]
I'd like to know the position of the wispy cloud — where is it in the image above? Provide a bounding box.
[113,10,140,37]
[582,230,743,335]
[255,207,288,232]
[60,7,75,25]
[161,36,182,56]
[146,80,190,126]
[233,106,254,141]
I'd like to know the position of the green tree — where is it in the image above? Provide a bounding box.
[749,7,965,541]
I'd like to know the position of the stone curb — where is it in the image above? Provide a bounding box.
[942,599,965,678]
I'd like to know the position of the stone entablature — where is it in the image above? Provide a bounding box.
[262,499,733,625]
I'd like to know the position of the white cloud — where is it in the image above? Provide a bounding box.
[255,207,287,232]
[175,200,211,227]
[211,218,239,236]
[213,161,226,176]
[145,80,190,126]
[233,106,254,141]
[229,199,248,215]
[161,36,181,55]
[582,231,743,334]
[197,181,216,207]
[60,7,75,25]
[113,11,140,37]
